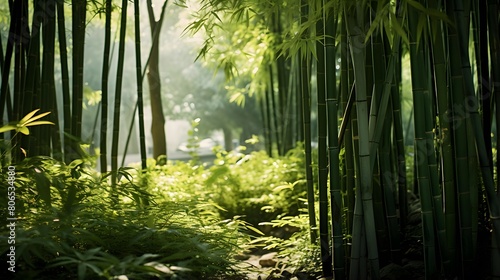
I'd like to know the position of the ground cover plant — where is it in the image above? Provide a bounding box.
[0,154,246,279]
[0,140,321,279]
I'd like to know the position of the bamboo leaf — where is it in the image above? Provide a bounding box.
[18,126,30,135]
[24,121,55,127]
[21,111,52,125]
[18,109,41,124]
[391,15,409,45]
[416,14,427,47]
[407,0,426,12]
[246,225,265,235]
[0,125,17,133]
[365,4,389,43]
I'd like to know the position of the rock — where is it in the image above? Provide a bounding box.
[234,253,250,260]
[259,252,278,267]
[380,263,412,280]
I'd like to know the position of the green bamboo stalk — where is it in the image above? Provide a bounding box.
[490,0,500,264]
[315,1,330,275]
[0,18,13,123]
[134,0,147,170]
[286,56,298,145]
[324,2,345,278]
[56,0,71,162]
[452,0,500,264]
[380,97,401,264]
[111,0,128,188]
[465,0,479,254]
[473,0,492,167]
[446,2,476,277]
[370,25,390,266]
[71,0,86,141]
[22,0,42,157]
[345,4,380,279]
[385,2,408,232]
[269,65,281,156]
[273,10,290,155]
[39,0,52,156]
[0,34,13,129]
[380,29,402,264]
[427,0,456,275]
[12,1,30,161]
[422,41,447,280]
[390,49,408,233]
[407,3,438,278]
[340,19,355,268]
[41,0,61,159]
[263,75,273,156]
[120,104,138,168]
[349,111,364,280]
[300,0,317,244]
[259,94,272,156]
[100,0,112,173]
[489,0,500,196]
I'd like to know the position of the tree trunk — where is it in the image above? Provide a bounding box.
[147,0,167,159]
[222,125,233,151]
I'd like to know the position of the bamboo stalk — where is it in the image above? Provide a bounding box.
[315,1,330,275]
[56,0,71,162]
[345,4,380,278]
[100,0,112,173]
[42,0,61,159]
[111,0,129,189]
[134,0,147,170]
[407,3,438,278]
[451,0,500,262]
[324,2,345,278]
[71,0,86,141]
[299,0,317,244]
[427,0,456,275]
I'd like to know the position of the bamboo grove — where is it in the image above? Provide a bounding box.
[0,0,165,183]
[1,0,500,279]
[185,0,500,279]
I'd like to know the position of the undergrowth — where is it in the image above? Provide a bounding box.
[0,143,320,279]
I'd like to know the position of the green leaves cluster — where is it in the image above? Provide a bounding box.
[0,155,249,279]
[0,109,54,136]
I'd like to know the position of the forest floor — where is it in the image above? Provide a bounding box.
[229,195,426,280]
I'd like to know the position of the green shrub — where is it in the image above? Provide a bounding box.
[0,156,248,279]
